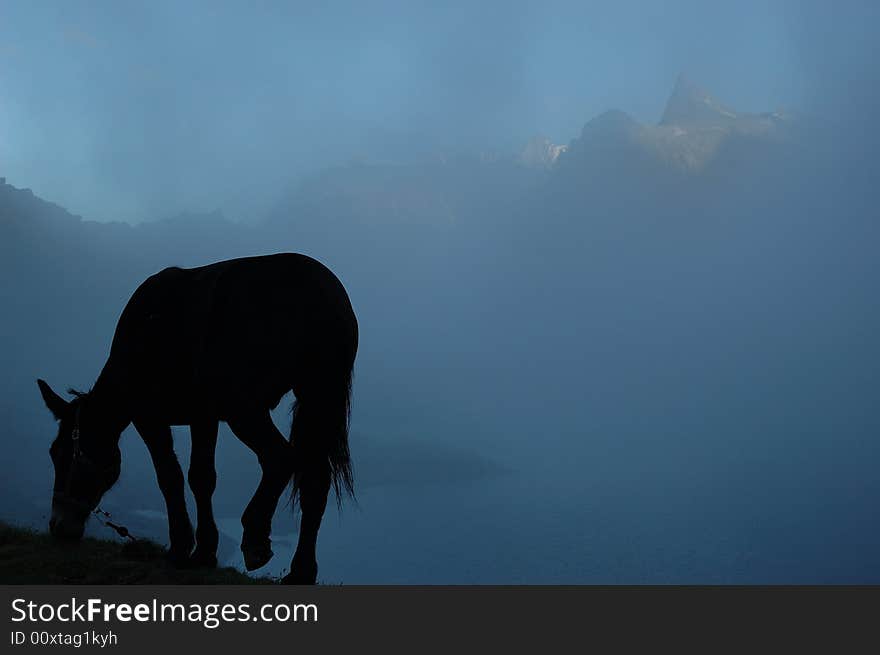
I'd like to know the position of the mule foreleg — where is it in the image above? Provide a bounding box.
[227,413,293,572]
[188,419,219,567]
[134,421,194,566]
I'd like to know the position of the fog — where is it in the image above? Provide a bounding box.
[1,2,878,582]
[3,0,815,222]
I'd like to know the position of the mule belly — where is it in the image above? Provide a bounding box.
[132,366,205,426]
[198,344,297,420]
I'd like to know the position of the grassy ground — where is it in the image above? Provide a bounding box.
[0,522,271,584]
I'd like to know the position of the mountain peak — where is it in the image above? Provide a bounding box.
[660,74,738,127]
[583,109,641,135]
[518,136,568,169]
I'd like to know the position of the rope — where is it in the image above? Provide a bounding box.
[92,507,136,541]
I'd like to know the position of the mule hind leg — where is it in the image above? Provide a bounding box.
[282,397,333,585]
[226,412,293,572]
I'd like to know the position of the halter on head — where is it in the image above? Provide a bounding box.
[70,404,83,460]
[53,402,120,514]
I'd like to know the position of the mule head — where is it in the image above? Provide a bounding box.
[37,379,121,541]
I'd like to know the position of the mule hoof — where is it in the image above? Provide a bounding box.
[166,548,193,569]
[188,548,218,569]
[280,569,317,585]
[282,558,318,585]
[241,541,273,571]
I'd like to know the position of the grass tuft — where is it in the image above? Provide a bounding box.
[0,521,272,584]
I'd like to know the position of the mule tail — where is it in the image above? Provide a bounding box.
[289,362,355,510]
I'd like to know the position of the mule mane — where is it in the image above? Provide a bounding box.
[67,388,90,400]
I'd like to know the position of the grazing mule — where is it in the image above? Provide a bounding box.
[37,253,358,584]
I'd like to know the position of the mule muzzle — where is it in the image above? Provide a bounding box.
[49,494,91,541]
[49,513,86,541]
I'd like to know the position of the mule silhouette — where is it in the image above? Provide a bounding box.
[37,253,358,584]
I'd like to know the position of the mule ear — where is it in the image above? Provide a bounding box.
[37,379,69,420]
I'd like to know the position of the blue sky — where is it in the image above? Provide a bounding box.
[0,1,868,222]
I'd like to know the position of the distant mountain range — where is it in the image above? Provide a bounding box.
[558,74,794,177]
[265,76,801,231]
[0,76,797,244]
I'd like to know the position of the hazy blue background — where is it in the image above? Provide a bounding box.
[1,0,828,222]
[1,1,878,583]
